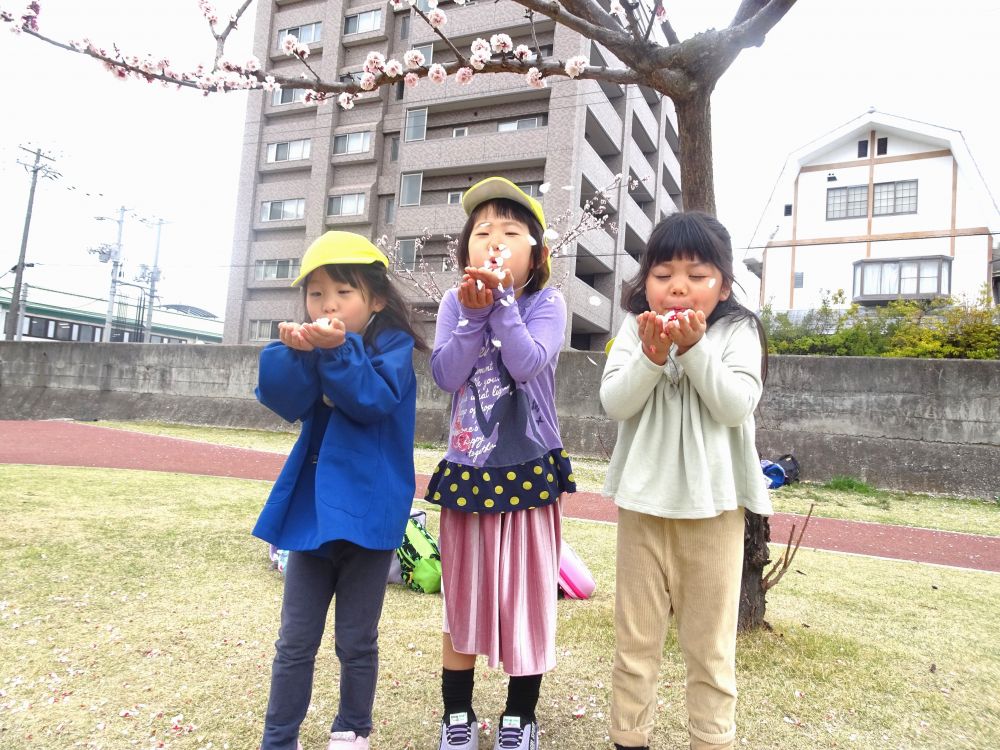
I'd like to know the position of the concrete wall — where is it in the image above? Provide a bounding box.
[1,342,997,498]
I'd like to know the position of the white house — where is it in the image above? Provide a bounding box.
[745,110,1000,311]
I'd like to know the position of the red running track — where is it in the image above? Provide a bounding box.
[2,420,998,573]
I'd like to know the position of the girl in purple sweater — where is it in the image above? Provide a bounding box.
[425,177,576,750]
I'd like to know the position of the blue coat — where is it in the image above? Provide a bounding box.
[252,329,417,551]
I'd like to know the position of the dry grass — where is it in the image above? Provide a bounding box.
[1,465,998,749]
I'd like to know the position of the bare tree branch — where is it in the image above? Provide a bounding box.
[762,504,814,591]
[213,0,254,63]
[730,0,768,27]
[411,5,467,64]
[510,0,634,52]
[559,0,616,31]
[726,0,797,49]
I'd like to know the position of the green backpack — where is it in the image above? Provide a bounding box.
[396,517,442,593]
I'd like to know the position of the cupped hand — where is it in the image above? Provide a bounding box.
[637,311,671,366]
[299,317,347,349]
[665,309,707,355]
[278,321,314,352]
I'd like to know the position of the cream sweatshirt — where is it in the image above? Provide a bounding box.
[600,314,773,519]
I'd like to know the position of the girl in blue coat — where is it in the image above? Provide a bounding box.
[254,231,427,750]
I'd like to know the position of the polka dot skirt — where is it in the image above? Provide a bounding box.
[425,449,576,514]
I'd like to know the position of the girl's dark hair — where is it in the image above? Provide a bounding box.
[456,198,550,296]
[620,210,768,381]
[302,263,429,352]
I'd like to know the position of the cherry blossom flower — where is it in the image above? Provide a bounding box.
[294,42,310,59]
[281,34,299,56]
[338,92,355,109]
[245,56,261,72]
[262,75,279,92]
[428,63,447,83]
[403,48,426,69]
[526,67,546,88]
[404,72,419,87]
[427,8,447,28]
[360,72,377,90]
[656,3,668,20]
[470,38,491,58]
[564,55,587,79]
[364,50,386,73]
[455,67,474,85]
[389,0,406,9]
[384,58,404,77]
[514,44,532,61]
[469,53,488,70]
[490,33,513,53]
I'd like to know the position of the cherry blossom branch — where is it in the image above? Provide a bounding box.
[408,3,468,64]
[509,0,634,51]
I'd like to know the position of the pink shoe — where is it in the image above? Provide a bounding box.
[327,731,369,749]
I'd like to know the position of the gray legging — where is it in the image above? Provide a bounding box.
[260,542,395,750]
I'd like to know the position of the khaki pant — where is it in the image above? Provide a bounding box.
[610,507,745,750]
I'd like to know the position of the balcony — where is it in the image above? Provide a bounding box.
[574,227,615,275]
[623,195,652,243]
[394,203,466,237]
[568,275,612,333]
[400,127,547,173]
[403,69,546,108]
[631,97,659,152]
[628,139,656,200]
[583,82,624,155]
[579,143,618,210]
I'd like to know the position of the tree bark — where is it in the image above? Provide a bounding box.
[738,510,772,631]
[673,87,716,215]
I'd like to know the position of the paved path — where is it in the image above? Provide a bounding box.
[3,420,998,573]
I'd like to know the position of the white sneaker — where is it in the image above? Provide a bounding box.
[327,731,369,749]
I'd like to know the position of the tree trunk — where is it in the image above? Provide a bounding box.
[738,510,771,631]
[673,87,716,216]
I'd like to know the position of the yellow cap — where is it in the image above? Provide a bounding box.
[291,231,388,287]
[461,177,546,229]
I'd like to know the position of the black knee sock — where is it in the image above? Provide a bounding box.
[502,674,543,726]
[613,745,649,750]
[442,668,476,724]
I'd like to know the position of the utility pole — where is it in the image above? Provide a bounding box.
[141,219,165,343]
[4,146,57,341]
[14,283,29,342]
[93,207,127,343]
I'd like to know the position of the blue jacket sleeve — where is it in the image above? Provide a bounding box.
[316,329,416,425]
[256,341,321,423]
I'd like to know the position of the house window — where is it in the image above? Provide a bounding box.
[452,127,468,138]
[873,180,918,216]
[877,137,888,155]
[333,131,373,155]
[794,271,804,289]
[400,173,423,206]
[397,238,417,270]
[852,256,951,300]
[498,115,547,132]
[266,138,311,163]
[404,108,427,142]
[327,193,366,217]
[390,135,400,161]
[783,203,792,216]
[277,22,322,48]
[344,9,382,35]
[515,183,542,198]
[250,319,282,341]
[254,258,302,280]
[857,139,868,158]
[261,199,305,222]
[826,184,868,220]
[447,191,463,205]
[272,88,307,106]
[384,197,396,225]
[399,15,409,39]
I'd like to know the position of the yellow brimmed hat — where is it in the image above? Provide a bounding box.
[461,176,546,229]
[291,231,388,287]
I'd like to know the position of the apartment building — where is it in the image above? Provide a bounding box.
[224,0,684,349]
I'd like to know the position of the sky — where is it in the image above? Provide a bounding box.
[1,0,998,318]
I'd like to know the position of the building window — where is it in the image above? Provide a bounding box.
[873,180,918,216]
[447,191,463,205]
[857,139,868,158]
[853,256,951,300]
[333,131,373,155]
[250,319,282,341]
[254,258,302,280]
[498,115,547,132]
[395,80,405,100]
[266,138,311,163]
[23,315,102,342]
[522,44,553,62]
[399,15,409,39]
[404,108,427,142]
[390,135,400,161]
[826,184,868,220]
[261,199,305,222]
[384,197,396,225]
[412,43,433,65]
[783,203,792,216]
[344,9,382,35]
[327,193,366,217]
[277,22,322,48]
[397,238,417,270]
[515,183,542,198]
[400,173,423,206]
[340,71,364,85]
[794,271,804,289]
[272,88,307,106]
[452,127,468,138]
[877,137,888,155]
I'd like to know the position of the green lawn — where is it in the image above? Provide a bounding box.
[92,420,1000,537]
[1,465,998,749]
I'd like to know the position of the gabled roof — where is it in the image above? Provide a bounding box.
[746,109,1000,256]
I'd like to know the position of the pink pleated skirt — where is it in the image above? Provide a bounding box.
[440,503,562,676]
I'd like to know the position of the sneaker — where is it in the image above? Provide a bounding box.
[439,711,479,749]
[327,731,369,749]
[494,716,537,750]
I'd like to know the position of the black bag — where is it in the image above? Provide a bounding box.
[775,454,800,483]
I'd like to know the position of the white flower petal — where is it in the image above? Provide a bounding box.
[538,182,551,194]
